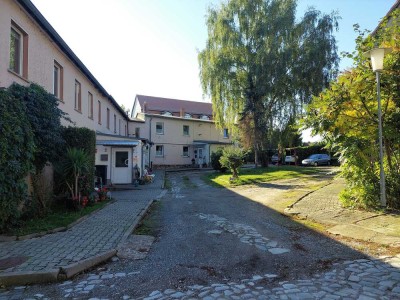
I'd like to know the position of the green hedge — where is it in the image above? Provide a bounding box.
[0,88,35,230]
[60,127,96,196]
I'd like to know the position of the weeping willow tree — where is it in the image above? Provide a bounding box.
[198,0,339,164]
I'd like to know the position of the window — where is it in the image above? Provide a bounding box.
[184,113,192,119]
[98,100,102,124]
[135,127,140,138]
[9,23,28,78]
[114,114,117,133]
[156,145,164,157]
[124,124,127,136]
[156,122,164,134]
[162,111,172,116]
[183,146,189,157]
[223,128,229,138]
[183,125,190,136]
[74,80,81,112]
[118,119,121,135]
[106,108,110,129]
[53,61,63,100]
[200,115,210,120]
[88,92,93,119]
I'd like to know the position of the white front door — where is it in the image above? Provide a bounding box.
[112,148,132,184]
[197,148,203,165]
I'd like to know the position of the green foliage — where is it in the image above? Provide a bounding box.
[7,83,67,172]
[303,10,400,209]
[205,165,323,187]
[219,147,247,179]
[199,0,339,162]
[59,148,90,203]
[60,127,96,196]
[211,148,228,172]
[0,88,35,231]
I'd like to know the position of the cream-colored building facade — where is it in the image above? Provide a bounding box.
[1,0,230,182]
[0,0,144,184]
[130,95,232,168]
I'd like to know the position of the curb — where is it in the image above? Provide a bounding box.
[58,250,117,280]
[0,199,116,243]
[0,196,158,287]
[0,269,59,286]
[118,199,155,247]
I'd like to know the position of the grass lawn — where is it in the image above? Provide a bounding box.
[205,165,327,187]
[134,201,161,236]
[7,200,110,237]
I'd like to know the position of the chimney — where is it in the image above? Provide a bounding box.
[180,108,185,117]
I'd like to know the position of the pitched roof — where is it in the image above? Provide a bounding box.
[371,0,400,36]
[136,95,213,116]
[16,0,127,119]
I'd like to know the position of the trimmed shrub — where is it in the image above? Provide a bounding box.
[211,148,227,172]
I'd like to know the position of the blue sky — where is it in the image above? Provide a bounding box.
[31,0,395,110]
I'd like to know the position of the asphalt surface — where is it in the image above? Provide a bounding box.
[2,170,399,299]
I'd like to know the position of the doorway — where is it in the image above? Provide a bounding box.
[112,148,132,184]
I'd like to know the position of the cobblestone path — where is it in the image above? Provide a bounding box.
[141,255,400,300]
[0,176,163,273]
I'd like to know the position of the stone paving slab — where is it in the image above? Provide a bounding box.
[285,178,400,246]
[0,171,165,285]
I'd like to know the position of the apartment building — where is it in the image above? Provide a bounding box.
[0,0,144,184]
[129,95,232,168]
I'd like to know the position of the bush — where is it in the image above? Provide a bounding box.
[0,88,35,231]
[211,148,227,172]
[220,147,246,179]
[57,127,96,197]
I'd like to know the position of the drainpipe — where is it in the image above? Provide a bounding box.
[148,117,152,168]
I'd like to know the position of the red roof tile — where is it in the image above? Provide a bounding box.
[136,95,213,116]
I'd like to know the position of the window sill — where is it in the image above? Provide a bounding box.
[8,69,29,83]
[88,116,94,120]
[156,133,164,135]
[74,109,82,114]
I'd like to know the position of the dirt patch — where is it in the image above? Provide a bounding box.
[117,235,155,260]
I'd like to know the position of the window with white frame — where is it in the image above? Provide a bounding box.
[156,122,164,134]
[74,80,81,112]
[88,92,93,119]
[53,61,63,100]
[183,125,190,136]
[183,146,189,157]
[156,145,164,157]
[9,23,28,78]
[200,115,210,120]
[223,128,229,138]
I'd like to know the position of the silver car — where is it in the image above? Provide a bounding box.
[302,154,331,166]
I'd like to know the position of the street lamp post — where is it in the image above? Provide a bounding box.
[365,48,391,207]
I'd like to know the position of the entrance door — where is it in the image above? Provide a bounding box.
[197,148,204,165]
[112,148,132,184]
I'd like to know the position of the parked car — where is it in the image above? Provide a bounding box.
[285,155,296,164]
[271,154,279,163]
[302,154,331,166]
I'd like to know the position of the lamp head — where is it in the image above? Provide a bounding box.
[364,48,392,72]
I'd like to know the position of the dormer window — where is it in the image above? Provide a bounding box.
[200,115,210,120]
[184,113,192,119]
[162,111,172,116]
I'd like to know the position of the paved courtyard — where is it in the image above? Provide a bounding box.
[0,170,399,299]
